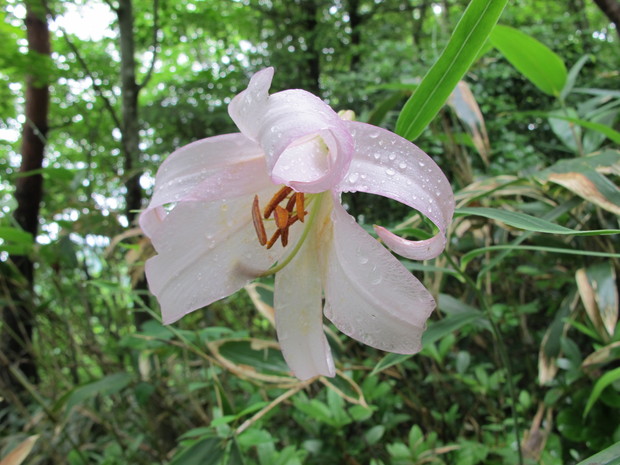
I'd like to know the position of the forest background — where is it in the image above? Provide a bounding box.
[1,0,620,464]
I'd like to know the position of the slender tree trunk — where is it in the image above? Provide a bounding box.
[301,0,321,95]
[592,0,620,38]
[411,1,429,52]
[348,0,362,70]
[0,0,50,391]
[117,0,142,224]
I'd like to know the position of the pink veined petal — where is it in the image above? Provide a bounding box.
[334,121,454,260]
[228,68,354,193]
[319,197,435,354]
[145,191,285,324]
[139,134,270,238]
[274,233,335,380]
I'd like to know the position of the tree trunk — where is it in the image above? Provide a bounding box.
[592,0,620,38]
[0,0,50,391]
[347,0,363,70]
[300,0,321,95]
[411,2,429,52]
[117,0,142,225]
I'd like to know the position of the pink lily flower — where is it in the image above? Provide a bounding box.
[140,68,454,380]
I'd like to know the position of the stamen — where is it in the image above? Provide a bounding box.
[252,195,267,246]
[288,214,300,226]
[263,186,293,219]
[296,193,305,222]
[281,228,289,247]
[285,193,297,212]
[274,205,290,230]
[260,192,326,277]
[266,230,281,250]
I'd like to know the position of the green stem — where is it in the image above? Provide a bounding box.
[444,253,524,465]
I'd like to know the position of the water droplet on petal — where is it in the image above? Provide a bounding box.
[385,168,395,176]
[348,172,359,183]
[369,132,379,139]
[388,153,396,161]
[399,161,407,169]
[370,267,383,285]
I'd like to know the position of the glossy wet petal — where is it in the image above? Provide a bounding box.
[335,121,454,260]
[228,68,354,192]
[145,192,285,324]
[140,133,269,238]
[320,197,435,353]
[274,233,335,380]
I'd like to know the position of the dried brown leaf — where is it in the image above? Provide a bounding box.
[0,435,39,465]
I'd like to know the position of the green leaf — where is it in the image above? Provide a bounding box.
[217,340,290,374]
[576,441,620,465]
[0,226,34,254]
[57,372,133,413]
[461,245,620,271]
[228,438,246,465]
[422,310,485,347]
[584,367,620,417]
[365,425,385,445]
[490,25,567,96]
[168,437,226,465]
[371,308,484,375]
[370,353,413,376]
[561,54,591,100]
[457,207,620,236]
[522,110,620,144]
[366,91,406,127]
[395,0,508,140]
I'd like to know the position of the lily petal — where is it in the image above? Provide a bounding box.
[145,193,285,324]
[140,133,269,238]
[228,68,354,193]
[320,197,435,354]
[274,233,335,380]
[335,121,454,260]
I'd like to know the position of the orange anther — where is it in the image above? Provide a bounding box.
[281,227,289,247]
[285,193,297,212]
[296,192,305,222]
[252,195,267,246]
[263,186,293,219]
[266,230,281,250]
[274,205,290,230]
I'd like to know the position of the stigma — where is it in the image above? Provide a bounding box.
[252,186,307,249]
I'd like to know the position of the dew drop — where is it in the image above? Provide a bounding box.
[369,132,379,139]
[418,161,425,167]
[388,153,396,161]
[398,161,407,169]
[385,168,396,176]
[348,172,359,183]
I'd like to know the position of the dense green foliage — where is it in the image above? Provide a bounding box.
[1,0,619,464]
